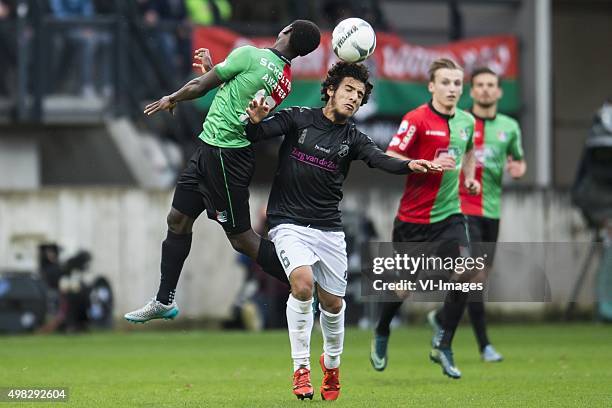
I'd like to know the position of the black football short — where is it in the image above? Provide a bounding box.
[391,214,471,281]
[172,141,255,235]
[466,215,500,265]
[392,214,470,255]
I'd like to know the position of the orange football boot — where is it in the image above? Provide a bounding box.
[292,367,314,400]
[319,354,341,401]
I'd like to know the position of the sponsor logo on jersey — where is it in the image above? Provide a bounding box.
[475,147,503,169]
[290,147,339,172]
[447,147,461,159]
[396,125,417,150]
[315,144,330,153]
[474,147,486,168]
[397,120,409,134]
[259,58,291,90]
[216,210,228,223]
[338,144,349,157]
[298,128,308,144]
[498,131,507,141]
[426,130,446,137]
[435,147,461,169]
[259,57,291,102]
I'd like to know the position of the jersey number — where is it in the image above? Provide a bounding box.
[280,250,291,268]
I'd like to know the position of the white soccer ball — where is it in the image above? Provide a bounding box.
[332,18,377,63]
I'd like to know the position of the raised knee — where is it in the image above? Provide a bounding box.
[167,209,192,234]
[321,298,343,314]
[291,275,314,301]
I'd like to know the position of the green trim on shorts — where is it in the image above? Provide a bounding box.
[218,150,236,228]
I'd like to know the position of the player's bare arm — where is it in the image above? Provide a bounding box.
[432,154,457,170]
[409,159,443,173]
[462,147,481,195]
[385,149,443,173]
[144,48,222,116]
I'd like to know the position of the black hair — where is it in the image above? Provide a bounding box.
[470,67,500,87]
[320,61,374,105]
[288,20,321,57]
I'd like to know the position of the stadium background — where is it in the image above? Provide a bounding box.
[1,1,611,406]
[0,1,610,329]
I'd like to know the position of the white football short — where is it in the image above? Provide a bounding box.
[268,223,348,297]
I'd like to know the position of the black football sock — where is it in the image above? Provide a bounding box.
[468,300,490,352]
[435,308,443,326]
[156,230,192,305]
[375,301,403,337]
[256,239,290,286]
[438,290,469,349]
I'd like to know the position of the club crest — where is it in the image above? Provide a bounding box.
[338,144,349,157]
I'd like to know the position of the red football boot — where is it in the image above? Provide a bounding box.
[292,367,314,400]
[319,354,341,401]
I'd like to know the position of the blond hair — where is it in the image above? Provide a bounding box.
[428,58,463,82]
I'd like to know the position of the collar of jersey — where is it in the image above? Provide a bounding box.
[469,109,496,121]
[267,48,291,65]
[428,100,455,121]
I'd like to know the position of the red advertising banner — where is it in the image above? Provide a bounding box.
[192,27,518,81]
[192,27,520,115]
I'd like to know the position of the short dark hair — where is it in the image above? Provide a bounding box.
[289,20,321,57]
[320,62,374,106]
[470,66,500,87]
[428,58,463,82]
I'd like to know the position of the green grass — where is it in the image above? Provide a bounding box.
[0,324,611,407]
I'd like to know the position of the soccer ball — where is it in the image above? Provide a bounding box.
[332,18,377,63]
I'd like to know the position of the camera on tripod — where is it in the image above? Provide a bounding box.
[572,98,612,227]
[568,99,612,322]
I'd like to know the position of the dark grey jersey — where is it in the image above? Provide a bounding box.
[246,107,412,230]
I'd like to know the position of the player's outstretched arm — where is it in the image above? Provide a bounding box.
[355,134,440,174]
[245,105,297,143]
[408,159,442,173]
[385,150,442,173]
[385,149,410,161]
[144,48,221,116]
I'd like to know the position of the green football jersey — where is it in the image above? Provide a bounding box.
[460,112,524,219]
[199,46,292,148]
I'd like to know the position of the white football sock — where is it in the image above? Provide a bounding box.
[286,294,314,371]
[320,299,345,369]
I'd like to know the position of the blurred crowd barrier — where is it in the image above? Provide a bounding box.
[0,187,595,321]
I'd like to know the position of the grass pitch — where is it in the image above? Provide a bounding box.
[1,324,610,407]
